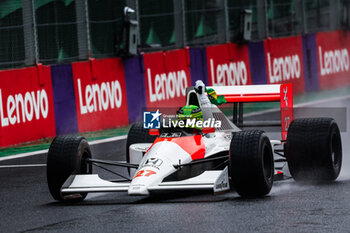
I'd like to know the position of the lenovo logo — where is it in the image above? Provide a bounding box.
[0,89,49,127]
[77,79,123,115]
[147,69,188,103]
[267,53,301,83]
[209,59,248,86]
[319,46,349,76]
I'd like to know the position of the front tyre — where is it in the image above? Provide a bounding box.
[229,130,274,197]
[286,118,342,182]
[47,135,92,201]
[126,122,157,163]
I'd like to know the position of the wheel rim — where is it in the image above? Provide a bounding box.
[263,143,273,181]
[331,131,341,169]
[81,150,92,174]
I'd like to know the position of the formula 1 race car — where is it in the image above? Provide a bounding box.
[46,83,342,201]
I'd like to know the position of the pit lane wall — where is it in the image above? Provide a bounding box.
[0,30,349,147]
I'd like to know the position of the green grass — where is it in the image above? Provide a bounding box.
[0,126,130,157]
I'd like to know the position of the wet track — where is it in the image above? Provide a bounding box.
[1,96,350,233]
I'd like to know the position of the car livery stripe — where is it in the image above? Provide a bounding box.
[152,135,205,160]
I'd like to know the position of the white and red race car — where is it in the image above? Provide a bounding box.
[47,84,342,201]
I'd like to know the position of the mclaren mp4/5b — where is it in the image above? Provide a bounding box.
[46,83,342,201]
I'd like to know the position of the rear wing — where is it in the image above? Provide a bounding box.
[207,84,293,140]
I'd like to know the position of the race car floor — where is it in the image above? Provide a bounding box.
[0,96,350,232]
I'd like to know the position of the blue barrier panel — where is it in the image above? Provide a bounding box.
[189,47,209,86]
[248,41,268,84]
[51,64,78,135]
[302,34,320,92]
[124,55,146,123]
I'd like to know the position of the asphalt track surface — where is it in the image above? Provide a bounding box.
[1,96,350,233]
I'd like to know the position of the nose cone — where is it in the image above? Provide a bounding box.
[127,141,193,195]
[128,184,149,195]
[127,167,162,195]
[127,166,166,195]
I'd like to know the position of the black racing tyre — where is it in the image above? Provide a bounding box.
[126,122,157,164]
[47,135,92,201]
[286,118,342,182]
[229,130,274,197]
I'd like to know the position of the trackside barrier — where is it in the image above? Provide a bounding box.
[206,43,252,86]
[51,64,79,135]
[264,36,305,94]
[248,41,269,85]
[72,58,129,133]
[124,56,147,123]
[0,65,56,147]
[316,30,350,90]
[302,34,320,92]
[1,29,350,147]
[189,47,209,86]
[143,48,192,108]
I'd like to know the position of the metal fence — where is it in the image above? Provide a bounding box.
[0,0,348,69]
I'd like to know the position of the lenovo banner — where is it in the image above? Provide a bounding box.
[143,49,192,108]
[72,58,129,132]
[206,43,252,86]
[0,66,55,147]
[316,30,350,90]
[264,36,305,93]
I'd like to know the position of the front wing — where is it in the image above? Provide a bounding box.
[61,167,230,195]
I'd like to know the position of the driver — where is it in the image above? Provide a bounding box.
[176,105,203,130]
[194,80,227,106]
[194,80,211,107]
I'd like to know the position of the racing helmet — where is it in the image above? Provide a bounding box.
[177,105,203,121]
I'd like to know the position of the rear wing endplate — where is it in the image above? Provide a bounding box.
[207,84,293,140]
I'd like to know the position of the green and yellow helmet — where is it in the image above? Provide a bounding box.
[177,105,203,121]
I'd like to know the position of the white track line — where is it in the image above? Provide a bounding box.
[0,164,46,168]
[89,135,127,145]
[0,135,127,162]
[0,149,49,162]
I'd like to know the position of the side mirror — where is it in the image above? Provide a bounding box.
[149,129,159,136]
[202,127,215,134]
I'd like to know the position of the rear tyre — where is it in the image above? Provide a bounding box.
[286,118,342,182]
[229,130,274,197]
[47,135,92,201]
